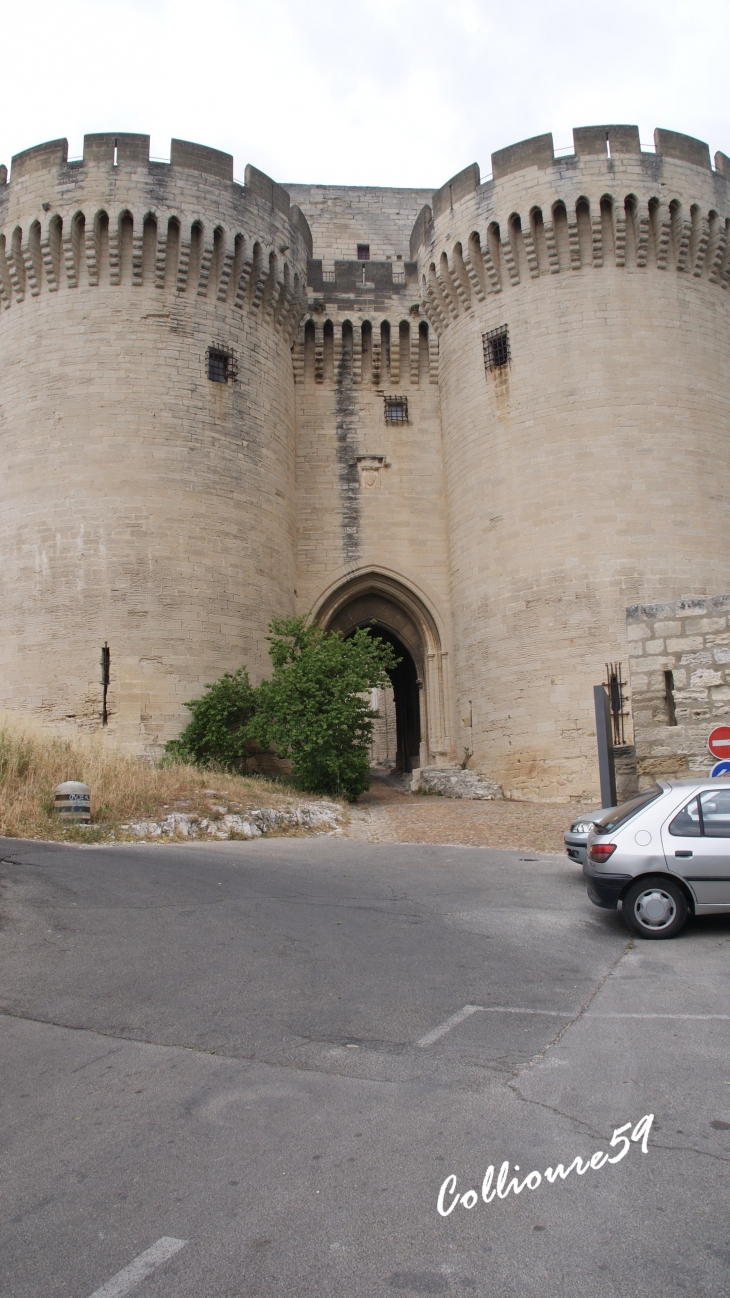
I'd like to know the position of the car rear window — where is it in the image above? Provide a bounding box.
[594,785,663,833]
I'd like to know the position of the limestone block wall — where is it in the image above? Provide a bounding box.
[412,127,730,800]
[369,685,397,767]
[287,185,432,268]
[293,290,455,764]
[627,594,730,787]
[5,122,730,797]
[0,135,310,754]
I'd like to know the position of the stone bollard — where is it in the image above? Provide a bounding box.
[54,781,91,824]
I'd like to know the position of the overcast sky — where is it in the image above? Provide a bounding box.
[1,0,728,190]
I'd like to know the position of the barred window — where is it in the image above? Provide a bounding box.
[208,350,229,383]
[482,325,510,375]
[357,244,370,261]
[384,395,408,425]
[207,347,237,384]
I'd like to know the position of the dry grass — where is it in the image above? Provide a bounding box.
[0,714,343,843]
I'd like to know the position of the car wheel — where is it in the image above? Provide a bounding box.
[621,877,688,940]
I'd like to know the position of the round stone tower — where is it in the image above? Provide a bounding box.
[0,133,309,752]
[412,126,730,799]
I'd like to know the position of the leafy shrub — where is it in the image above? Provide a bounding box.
[166,619,397,798]
[164,667,256,770]
[251,617,397,801]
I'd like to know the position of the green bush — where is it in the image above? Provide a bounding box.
[164,667,256,770]
[251,617,397,800]
[166,618,397,799]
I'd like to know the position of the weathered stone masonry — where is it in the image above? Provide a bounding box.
[0,136,309,751]
[627,595,730,787]
[2,125,730,798]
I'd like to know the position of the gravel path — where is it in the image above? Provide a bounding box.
[347,776,591,852]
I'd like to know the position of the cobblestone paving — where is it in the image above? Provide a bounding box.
[346,777,594,853]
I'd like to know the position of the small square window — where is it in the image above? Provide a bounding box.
[357,244,370,261]
[384,395,408,425]
[482,325,511,375]
[208,350,229,383]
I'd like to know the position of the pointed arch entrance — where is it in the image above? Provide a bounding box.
[313,570,453,771]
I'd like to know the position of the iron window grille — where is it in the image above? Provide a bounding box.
[605,662,627,745]
[207,347,238,384]
[482,325,510,375]
[357,244,370,261]
[384,395,408,425]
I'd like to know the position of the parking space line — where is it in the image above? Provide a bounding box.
[416,1004,730,1047]
[416,1004,483,1046]
[85,1237,187,1298]
[586,1011,730,1021]
[417,1004,570,1047]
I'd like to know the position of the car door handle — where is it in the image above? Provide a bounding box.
[675,850,693,858]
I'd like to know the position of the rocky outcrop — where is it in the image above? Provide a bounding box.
[120,802,342,840]
[411,767,501,799]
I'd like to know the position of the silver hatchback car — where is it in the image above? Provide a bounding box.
[584,777,730,939]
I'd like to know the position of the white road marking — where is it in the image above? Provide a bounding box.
[417,1004,730,1046]
[416,1004,483,1045]
[85,1237,187,1298]
[587,1011,730,1021]
[417,1004,570,1046]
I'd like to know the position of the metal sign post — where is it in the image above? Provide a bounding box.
[594,684,617,809]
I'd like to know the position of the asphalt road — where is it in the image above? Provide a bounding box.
[1,835,729,1298]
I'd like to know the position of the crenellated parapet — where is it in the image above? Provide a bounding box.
[0,134,311,343]
[291,254,438,386]
[410,125,730,336]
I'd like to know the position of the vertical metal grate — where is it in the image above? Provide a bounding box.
[384,395,408,425]
[207,350,229,383]
[482,325,510,375]
[207,346,237,383]
[605,662,626,744]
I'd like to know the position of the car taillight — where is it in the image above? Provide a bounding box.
[589,842,617,863]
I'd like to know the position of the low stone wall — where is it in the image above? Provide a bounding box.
[627,595,730,788]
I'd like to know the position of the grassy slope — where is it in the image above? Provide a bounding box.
[0,716,344,843]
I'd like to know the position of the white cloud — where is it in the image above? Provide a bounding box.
[0,0,728,188]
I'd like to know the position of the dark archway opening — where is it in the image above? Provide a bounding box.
[348,623,421,773]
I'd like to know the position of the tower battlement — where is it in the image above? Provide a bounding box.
[0,134,312,342]
[408,125,730,338]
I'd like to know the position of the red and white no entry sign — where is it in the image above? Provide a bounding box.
[708,725,730,759]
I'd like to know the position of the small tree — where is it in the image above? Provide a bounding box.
[252,617,398,800]
[164,667,256,770]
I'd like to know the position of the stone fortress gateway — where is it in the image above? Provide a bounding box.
[1,124,729,800]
